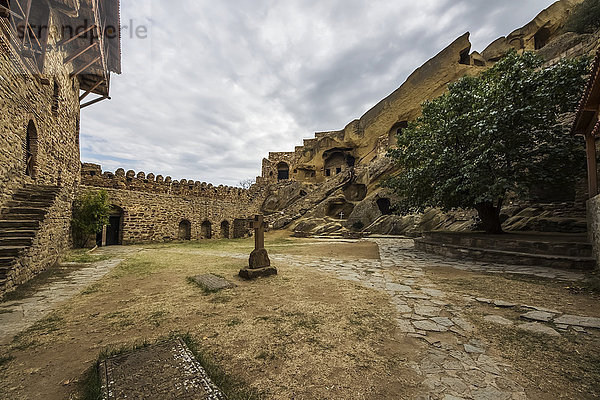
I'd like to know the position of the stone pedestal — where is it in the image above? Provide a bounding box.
[239,266,278,279]
[249,248,270,269]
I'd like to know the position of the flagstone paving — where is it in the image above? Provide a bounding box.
[0,246,138,344]
[100,338,225,400]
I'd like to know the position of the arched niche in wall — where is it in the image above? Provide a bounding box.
[323,148,355,177]
[220,220,230,239]
[201,220,212,239]
[388,121,408,147]
[179,219,191,241]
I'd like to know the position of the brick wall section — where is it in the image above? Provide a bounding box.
[81,163,257,201]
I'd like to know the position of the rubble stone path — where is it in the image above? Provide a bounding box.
[0,246,137,344]
[293,239,529,400]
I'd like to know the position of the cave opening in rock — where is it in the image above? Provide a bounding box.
[377,198,392,215]
[534,27,551,50]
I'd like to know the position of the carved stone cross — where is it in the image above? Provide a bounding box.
[339,212,344,220]
[240,214,277,279]
[252,214,266,251]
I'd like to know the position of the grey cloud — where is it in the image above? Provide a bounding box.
[80,0,557,186]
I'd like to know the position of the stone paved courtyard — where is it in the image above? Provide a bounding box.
[0,235,598,399]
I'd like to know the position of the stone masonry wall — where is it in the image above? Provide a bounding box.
[587,194,600,269]
[80,186,261,244]
[0,9,82,289]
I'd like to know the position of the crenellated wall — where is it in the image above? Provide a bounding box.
[80,163,268,244]
[82,163,260,201]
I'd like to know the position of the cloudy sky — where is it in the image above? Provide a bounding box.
[80,0,558,186]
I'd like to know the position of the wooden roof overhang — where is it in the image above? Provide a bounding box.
[572,50,600,138]
[572,49,600,198]
[0,0,120,106]
[58,0,121,106]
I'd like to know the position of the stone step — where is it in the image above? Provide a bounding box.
[421,232,592,258]
[2,207,48,215]
[0,266,10,278]
[0,246,26,258]
[414,239,596,270]
[18,185,60,193]
[0,257,15,267]
[0,237,33,247]
[0,230,36,238]
[0,213,45,221]
[5,200,55,208]
[0,220,40,229]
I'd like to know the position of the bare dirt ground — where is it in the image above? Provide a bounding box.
[0,232,598,399]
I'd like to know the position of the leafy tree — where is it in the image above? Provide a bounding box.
[565,0,600,34]
[72,190,111,248]
[384,51,588,233]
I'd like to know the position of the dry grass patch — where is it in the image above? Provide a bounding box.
[0,236,423,400]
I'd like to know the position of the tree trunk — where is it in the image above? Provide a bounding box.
[475,201,504,234]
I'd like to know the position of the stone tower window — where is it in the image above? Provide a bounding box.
[52,80,60,117]
[75,117,80,147]
[277,162,289,180]
[25,119,38,177]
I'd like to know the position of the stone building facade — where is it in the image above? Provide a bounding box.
[0,0,121,294]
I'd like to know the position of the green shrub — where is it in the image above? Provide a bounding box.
[565,0,600,34]
[72,190,111,248]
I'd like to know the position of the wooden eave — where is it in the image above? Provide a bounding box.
[572,49,600,137]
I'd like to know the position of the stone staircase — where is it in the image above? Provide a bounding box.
[414,231,596,270]
[0,184,61,290]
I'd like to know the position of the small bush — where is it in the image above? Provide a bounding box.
[565,0,600,34]
[72,190,111,248]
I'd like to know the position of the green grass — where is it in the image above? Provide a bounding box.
[63,249,111,264]
[111,256,161,277]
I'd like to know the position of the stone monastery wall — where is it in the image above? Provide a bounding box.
[81,164,265,244]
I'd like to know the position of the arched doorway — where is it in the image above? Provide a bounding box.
[201,220,212,239]
[178,219,191,240]
[277,162,289,180]
[25,120,38,177]
[220,220,230,239]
